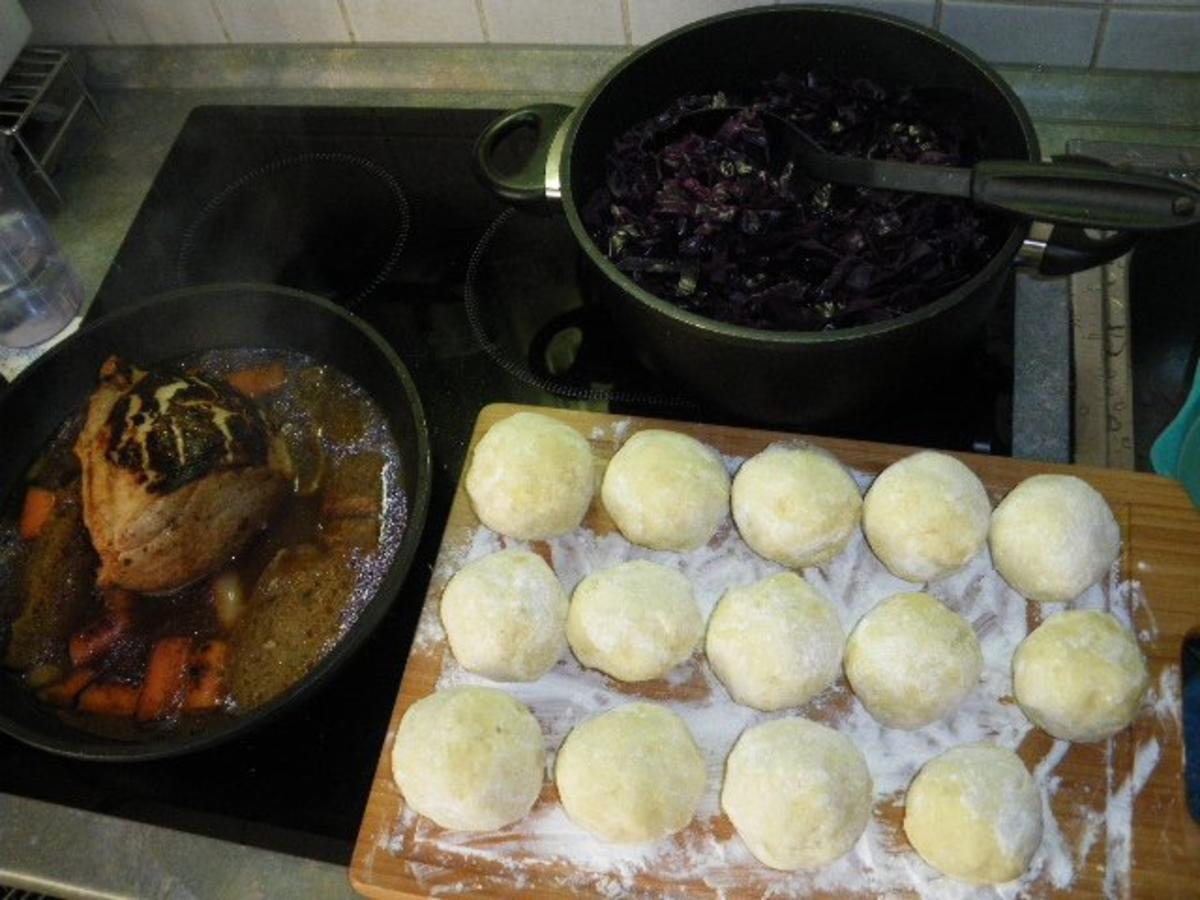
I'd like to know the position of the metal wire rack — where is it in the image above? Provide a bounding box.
[0,47,102,202]
[0,885,51,899]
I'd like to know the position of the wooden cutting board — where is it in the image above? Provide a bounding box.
[350,403,1200,899]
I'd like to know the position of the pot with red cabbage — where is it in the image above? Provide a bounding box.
[475,6,1116,425]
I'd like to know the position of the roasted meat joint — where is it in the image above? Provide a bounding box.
[76,355,292,593]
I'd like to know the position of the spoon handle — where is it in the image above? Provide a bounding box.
[971,160,1199,231]
[802,145,1199,231]
[801,153,973,197]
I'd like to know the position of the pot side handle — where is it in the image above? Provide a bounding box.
[1020,223,1140,277]
[1017,155,1164,277]
[473,104,573,211]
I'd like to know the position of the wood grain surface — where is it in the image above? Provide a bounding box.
[350,403,1200,899]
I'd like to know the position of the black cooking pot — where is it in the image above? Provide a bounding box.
[0,284,431,760]
[475,5,1129,425]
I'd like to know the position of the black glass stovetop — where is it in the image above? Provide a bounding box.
[0,106,1014,864]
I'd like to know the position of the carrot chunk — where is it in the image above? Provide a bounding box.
[136,637,192,722]
[37,668,95,707]
[183,640,230,713]
[18,487,56,540]
[78,682,140,716]
[226,363,287,398]
[69,590,136,668]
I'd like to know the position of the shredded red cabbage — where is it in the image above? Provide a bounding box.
[582,72,1007,331]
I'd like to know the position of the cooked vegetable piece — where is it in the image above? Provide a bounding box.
[18,487,56,541]
[279,420,325,496]
[226,362,287,398]
[78,682,140,716]
[229,545,355,709]
[321,516,379,552]
[26,662,62,689]
[136,637,192,722]
[211,571,244,632]
[68,590,136,668]
[37,668,95,706]
[295,367,368,444]
[5,490,96,670]
[321,452,384,520]
[183,640,230,713]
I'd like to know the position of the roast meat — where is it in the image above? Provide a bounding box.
[75,357,291,593]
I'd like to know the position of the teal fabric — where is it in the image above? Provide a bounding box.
[1151,360,1200,509]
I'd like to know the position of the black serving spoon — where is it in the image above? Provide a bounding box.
[670,108,1200,232]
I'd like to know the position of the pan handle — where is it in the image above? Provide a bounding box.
[473,104,573,212]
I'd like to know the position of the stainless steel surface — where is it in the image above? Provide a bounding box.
[1067,139,1200,185]
[0,795,356,900]
[1013,272,1071,463]
[1016,222,1054,271]
[544,110,570,203]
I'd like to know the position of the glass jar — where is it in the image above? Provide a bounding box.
[0,137,83,348]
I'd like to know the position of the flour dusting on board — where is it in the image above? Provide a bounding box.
[388,462,1176,898]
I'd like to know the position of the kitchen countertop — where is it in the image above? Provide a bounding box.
[3,45,1199,899]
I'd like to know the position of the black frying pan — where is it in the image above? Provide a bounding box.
[0,283,431,760]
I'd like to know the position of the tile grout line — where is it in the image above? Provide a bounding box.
[933,0,945,29]
[1090,0,1113,69]
[475,0,492,43]
[335,0,358,43]
[86,0,117,45]
[620,0,633,46]
[206,0,233,43]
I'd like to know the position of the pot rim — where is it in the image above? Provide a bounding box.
[560,3,1039,346]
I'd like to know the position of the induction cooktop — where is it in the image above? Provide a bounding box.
[0,105,1016,864]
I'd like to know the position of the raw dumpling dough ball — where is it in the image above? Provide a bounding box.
[705,572,844,711]
[989,474,1120,603]
[863,451,991,582]
[465,411,595,540]
[566,560,702,682]
[844,592,983,729]
[721,718,873,870]
[391,686,545,831]
[554,703,706,843]
[904,744,1043,884]
[1013,610,1148,742]
[601,429,730,551]
[440,549,567,681]
[732,442,862,568]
